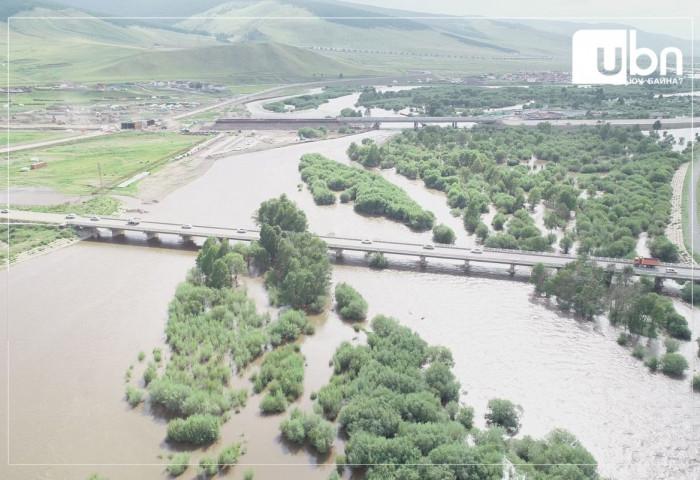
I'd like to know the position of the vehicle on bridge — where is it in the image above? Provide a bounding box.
[127,217,140,225]
[633,257,661,268]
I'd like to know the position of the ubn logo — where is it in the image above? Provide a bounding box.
[572,30,683,85]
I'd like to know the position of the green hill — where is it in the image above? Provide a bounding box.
[94,42,384,83]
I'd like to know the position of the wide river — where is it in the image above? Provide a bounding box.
[1,97,699,480]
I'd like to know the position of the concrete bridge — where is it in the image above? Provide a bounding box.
[211,116,498,131]
[5,211,695,281]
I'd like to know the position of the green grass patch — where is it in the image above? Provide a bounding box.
[0,223,76,264]
[1,130,82,149]
[1,132,206,195]
[12,196,122,216]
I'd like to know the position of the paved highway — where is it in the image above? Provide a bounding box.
[4,210,696,281]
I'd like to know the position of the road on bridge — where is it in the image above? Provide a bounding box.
[4,210,696,281]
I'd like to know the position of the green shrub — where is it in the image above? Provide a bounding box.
[692,375,700,392]
[138,351,146,362]
[457,406,474,430]
[167,453,190,476]
[617,333,628,346]
[198,456,218,478]
[327,471,341,480]
[335,453,346,473]
[243,470,255,480]
[645,355,659,372]
[143,362,157,386]
[369,252,388,269]
[432,224,456,244]
[153,348,162,363]
[260,392,289,414]
[485,398,522,434]
[317,384,343,420]
[279,408,337,453]
[632,346,644,360]
[335,283,368,321]
[664,338,680,353]
[125,386,143,406]
[660,353,689,376]
[166,414,220,444]
[218,443,242,469]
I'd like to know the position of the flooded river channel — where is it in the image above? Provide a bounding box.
[1,96,699,480]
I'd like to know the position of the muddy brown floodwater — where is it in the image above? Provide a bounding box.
[1,109,699,480]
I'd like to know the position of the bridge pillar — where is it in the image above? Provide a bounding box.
[146,231,159,241]
[335,248,343,258]
[110,228,125,238]
[464,259,470,270]
[85,226,99,238]
[509,264,516,275]
[419,255,427,267]
[452,121,457,128]
[414,121,418,131]
[181,235,194,244]
[654,276,663,291]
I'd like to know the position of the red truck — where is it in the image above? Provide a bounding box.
[633,257,661,268]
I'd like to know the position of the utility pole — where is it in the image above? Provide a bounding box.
[98,162,104,192]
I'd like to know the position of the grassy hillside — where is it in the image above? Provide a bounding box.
[176,0,570,58]
[94,42,384,83]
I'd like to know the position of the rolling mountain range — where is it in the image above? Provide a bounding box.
[1,0,696,85]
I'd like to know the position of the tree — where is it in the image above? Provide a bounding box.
[485,398,523,434]
[432,224,456,244]
[648,235,679,262]
[529,263,549,294]
[255,194,308,232]
[207,258,231,289]
[560,234,574,254]
[223,252,247,285]
[475,222,489,242]
[652,119,662,130]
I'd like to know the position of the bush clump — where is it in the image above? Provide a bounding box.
[692,375,700,392]
[631,345,644,360]
[369,252,388,269]
[660,353,689,376]
[335,283,368,320]
[485,398,523,434]
[299,153,435,231]
[254,344,305,413]
[645,355,659,372]
[125,386,144,406]
[198,456,218,478]
[218,443,242,469]
[432,224,456,244]
[167,453,190,476]
[166,414,221,445]
[280,407,338,453]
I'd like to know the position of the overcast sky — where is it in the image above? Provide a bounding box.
[344,0,696,40]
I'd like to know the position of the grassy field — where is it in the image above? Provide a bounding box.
[12,196,122,216]
[0,223,76,265]
[1,130,83,148]
[1,132,206,195]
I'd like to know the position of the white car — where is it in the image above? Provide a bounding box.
[665,268,677,274]
[65,213,76,219]
[181,224,193,230]
[423,244,435,250]
[90,216,100,221]
[237,228,247,234]
[127,218,140,225]
[472,248,483,254]
[1,209,9,214]
[361,239,372,245]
